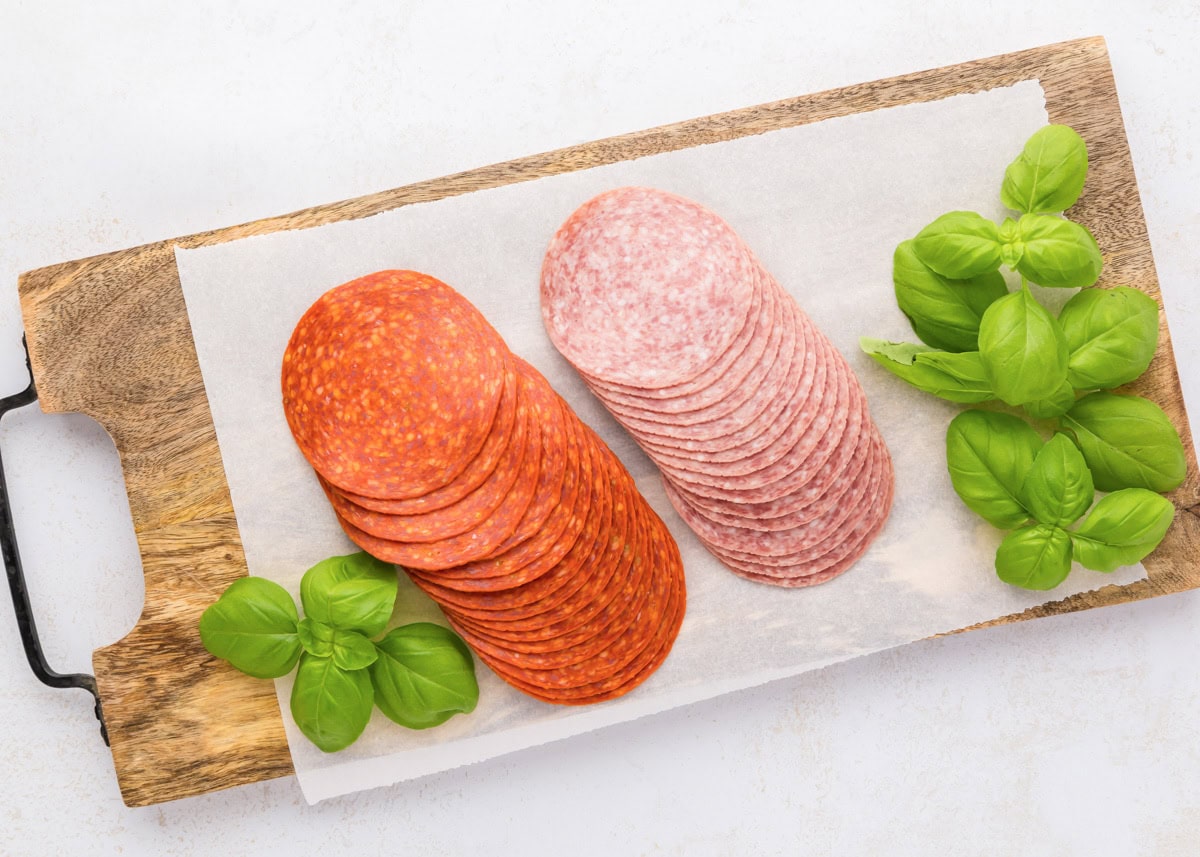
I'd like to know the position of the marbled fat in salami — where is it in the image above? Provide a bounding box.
[282,270,685,705]
[540,188,894,587]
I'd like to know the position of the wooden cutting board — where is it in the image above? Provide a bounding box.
[16,36,1199,807]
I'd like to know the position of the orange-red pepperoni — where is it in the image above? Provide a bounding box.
[282,271,506,499]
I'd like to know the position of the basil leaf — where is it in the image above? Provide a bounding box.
[978,283,1069,405]
[1059,392,1187,492]
[892,240,1008,352]
[1023,378,1076,420]
[1069,488,1175,572]
[860,339,993,403]
[1020,433,1095,526]
[1000,124,1089,214]
[199,577,301,679]
[300,551,398,636]
[995,523,1073,590]
[370,623,479,730]
[998,217,1023,268]
[945,410,1043,529]
[297,617,335,657]
[1058,286,1160,390]
[290,653,374,753]
[912,211,1003,279]
[1013,214,1103,289]
[332,630,379,671]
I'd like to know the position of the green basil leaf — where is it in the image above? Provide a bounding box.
[290,653,374,753]
[297,617,335,658]
[912,211,1003,279]
[1022,378,1076,420]
[370,623,479,730]
[1013,214,1103,289]
[998,217,1023,268]
[1020,433,1095,526]
[860,339,993,403]
[945,410,1043,529]
[300,551,398,636]
[978,283,1069,405]
[199,577,301,679]
[892,240,1008,352]
[1059,392,1187,492]
[1058,286,1160,390]
[995,524,1073,590]
[1069,488,1176,572]
[332,630,379,671]
[1000,124,1089,214]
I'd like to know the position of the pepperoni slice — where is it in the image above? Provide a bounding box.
[283,270,506,499]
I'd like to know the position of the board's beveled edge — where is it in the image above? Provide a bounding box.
[19,35,1195,806]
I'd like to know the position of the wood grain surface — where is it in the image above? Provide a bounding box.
[16,36,1197,807]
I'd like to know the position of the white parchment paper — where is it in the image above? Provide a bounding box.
[175,80,1146,803]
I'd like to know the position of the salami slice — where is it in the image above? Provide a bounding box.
[592,269,779,422]
[336,363,520,515]
[321,383,533,543]
[541,187,759,388]
[541,188,894,588]
[287,269,687,706]
[283,270,506,499]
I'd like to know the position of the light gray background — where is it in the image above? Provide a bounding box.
[1,2,1197,854]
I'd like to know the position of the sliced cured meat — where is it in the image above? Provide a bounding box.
[541,188,894,587]
[592,270,780,422]
[321,381,534,543]
[337,364,521,515]
[541,187,758,388]
[631,300,824,458]
[286,270,687,705]
[283,270,506,499]
[666,430,885,560]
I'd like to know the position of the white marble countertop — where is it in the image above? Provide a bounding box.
[1,2,1197,854]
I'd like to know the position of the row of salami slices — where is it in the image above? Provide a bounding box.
[282,271,685,704]
[540,187,894,586]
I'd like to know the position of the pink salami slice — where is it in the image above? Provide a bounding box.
[593,270,779,423]
[579,263,767,404]
[541,187,758,388]
[677,412,874,531]
[716,447,894,585]
[630,298,823,458]
[708,431,892,565]
[663,343,859,504]
[601,280,794,433]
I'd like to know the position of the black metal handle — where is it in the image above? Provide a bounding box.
[1,338,107,745]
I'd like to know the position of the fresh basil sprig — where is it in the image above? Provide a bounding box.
[912,211,1003,279]
[859,339,993,404]
[1000,124,1088,215]
[198,577,302,679]
[1069,489,1176,573]
[200,551,479,753]
[862,122,1186,591]
[995,523,1073,591]
[944,411,1177,588]
[892,240,1007,352]
[1058,286,1160,390]
[977,283,1069,406]
[1058,392,1187,493]
[945,410,1040,529]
